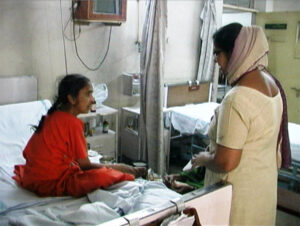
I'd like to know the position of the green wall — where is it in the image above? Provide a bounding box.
[256,12,300,123]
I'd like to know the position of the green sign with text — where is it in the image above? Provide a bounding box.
[265,24,287,30]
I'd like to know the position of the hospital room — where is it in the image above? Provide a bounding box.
[0,0,299,225]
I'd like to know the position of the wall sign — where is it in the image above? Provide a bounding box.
[265,23,287,30]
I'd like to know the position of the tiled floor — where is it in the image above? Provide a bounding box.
[276,209,300,226]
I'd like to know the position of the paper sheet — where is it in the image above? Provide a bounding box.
[183,160,192,171]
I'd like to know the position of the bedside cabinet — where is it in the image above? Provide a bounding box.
[78,105,118,161]
[121,107,171,163]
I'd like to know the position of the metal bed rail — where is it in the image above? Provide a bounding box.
[278,160,300,191]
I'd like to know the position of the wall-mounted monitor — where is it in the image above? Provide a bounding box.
[73,0,127,24]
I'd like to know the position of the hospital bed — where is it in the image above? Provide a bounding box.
[164,82,219,161]
[165,81,300,191]
[168,102,219,154]
[277,122,300,215]
[169,100,300,190]
[0,76,233,225]
[278,122,300,191]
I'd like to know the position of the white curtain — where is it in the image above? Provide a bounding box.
[139,0,167,174]
[196,0,217,82]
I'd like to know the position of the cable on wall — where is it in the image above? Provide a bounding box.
[71,1,112,71]
[63,12,81,41]
[60,0,68,75]
[64,4,81,41]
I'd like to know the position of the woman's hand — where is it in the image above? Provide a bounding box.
[191,145,242,173]
[191,152,213,168]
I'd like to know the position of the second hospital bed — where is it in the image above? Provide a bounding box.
[165,82,300,194]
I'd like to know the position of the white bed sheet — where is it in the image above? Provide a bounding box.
[0,176,180,226]
[288,122,300,162]
[169,102,220,135]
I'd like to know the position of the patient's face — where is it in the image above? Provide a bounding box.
[73,83,94,115]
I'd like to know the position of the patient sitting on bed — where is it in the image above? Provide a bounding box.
[13,74,146,197]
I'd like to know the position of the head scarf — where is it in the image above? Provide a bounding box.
[225,25,291,168]
[225,26,269,85]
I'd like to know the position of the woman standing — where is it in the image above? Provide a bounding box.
[14,74,145,197]
[192,23,291,225]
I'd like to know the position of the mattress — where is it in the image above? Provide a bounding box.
[288,122,300,162]
[169,102,220,135]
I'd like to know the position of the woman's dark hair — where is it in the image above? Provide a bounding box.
[213,23,243,55]
[33,74,90,132]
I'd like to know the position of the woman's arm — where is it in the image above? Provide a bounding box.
[76,157,104,170]
[192,145,242,173]
[76,157,147,178]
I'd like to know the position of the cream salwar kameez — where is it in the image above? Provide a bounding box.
[205,86,282,226]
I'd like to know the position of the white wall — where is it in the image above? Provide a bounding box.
[0,0,223,108]
[165,0,223,84]
[0,0,141,108]
[273,0,300,11]
[164,0,204,84]
[222,13,253,26]
[255,0,300,12]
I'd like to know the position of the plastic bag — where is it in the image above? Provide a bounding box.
[93,83,108,108]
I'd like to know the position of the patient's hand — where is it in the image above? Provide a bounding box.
[163,174,182,188]
[163,174,194,194]
[132,166,147,178]
[107,163,147,178]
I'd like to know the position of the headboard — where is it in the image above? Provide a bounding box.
[164,81,211,108]
[0,75,37,105]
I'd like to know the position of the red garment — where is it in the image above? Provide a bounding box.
[13,111,134,197]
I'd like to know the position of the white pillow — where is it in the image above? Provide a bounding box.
[0,100,51,173]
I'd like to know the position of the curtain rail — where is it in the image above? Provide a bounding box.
[164,80,202,87]
[223,4,259,13]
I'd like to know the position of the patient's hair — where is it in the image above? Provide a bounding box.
[33,74,90,133]
[213,22,242,56]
